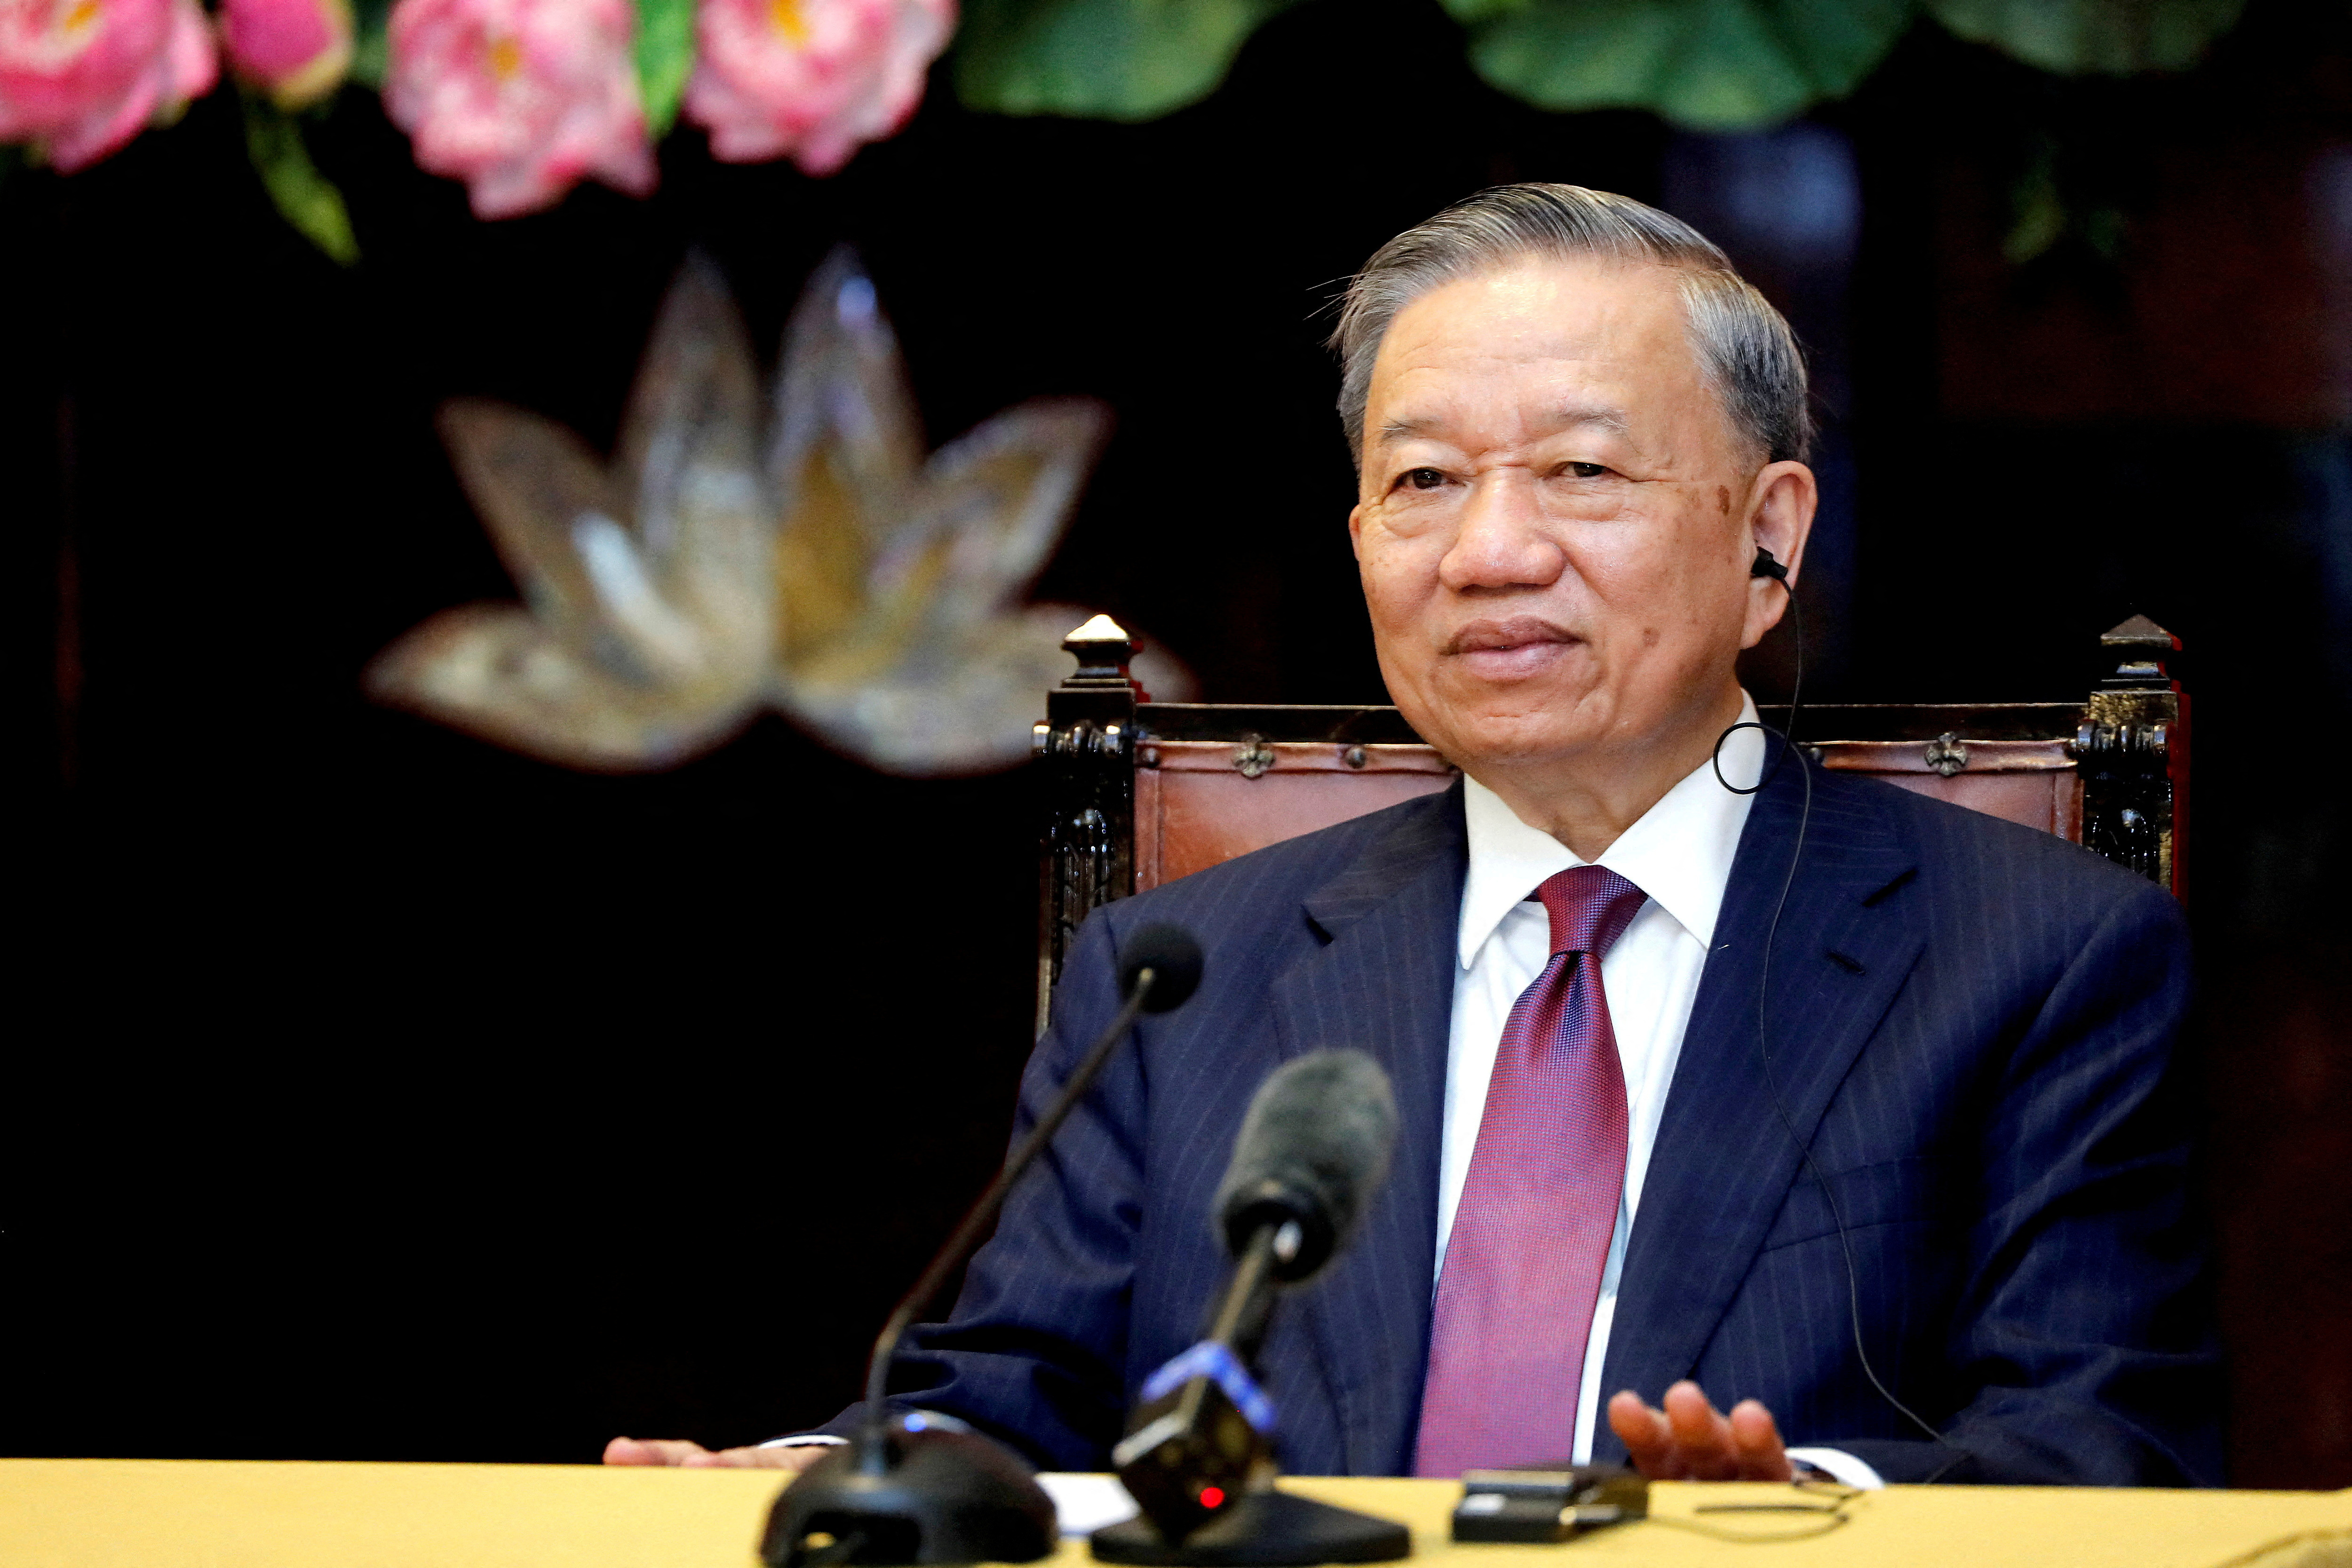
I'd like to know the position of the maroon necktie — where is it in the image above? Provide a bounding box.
[1413,865,1650,1477]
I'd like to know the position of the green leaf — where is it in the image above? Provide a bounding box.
[1459,0,1916,130]
[243,91,360,265]
[954,0,1303,121]
[350,0,392,88]
[635,0,697,138]
[1926,0,2247,74]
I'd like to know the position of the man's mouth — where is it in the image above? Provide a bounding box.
[1442,617,1580,680]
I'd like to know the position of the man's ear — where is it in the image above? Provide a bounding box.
[1347,501,1366,561]
[1740,461,1817,651]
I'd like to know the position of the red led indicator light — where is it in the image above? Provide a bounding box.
[1199,1487,1226,1510]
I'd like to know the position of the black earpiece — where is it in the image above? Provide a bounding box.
[1751,546,1788,582]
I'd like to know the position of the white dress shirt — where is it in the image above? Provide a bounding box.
[1440,694,1878,1488]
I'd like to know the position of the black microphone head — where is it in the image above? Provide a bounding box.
[1119,923,1203,1013]
[1214,1050,1398,1282]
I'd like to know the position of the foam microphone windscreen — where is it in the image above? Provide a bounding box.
[1213,1050,1398,1283]
[1118,923,1204,1013]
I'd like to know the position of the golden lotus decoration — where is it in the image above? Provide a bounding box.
[370,250,1172,775]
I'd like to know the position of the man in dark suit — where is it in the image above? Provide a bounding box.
[609,185,2218,1485]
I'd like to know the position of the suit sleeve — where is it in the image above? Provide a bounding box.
[810,905,1145,1469]
[1831,878,2224,1485]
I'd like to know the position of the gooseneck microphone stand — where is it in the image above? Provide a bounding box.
[762,925,1204,1568]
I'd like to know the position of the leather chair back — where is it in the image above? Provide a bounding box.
[1035,615,2185,1028]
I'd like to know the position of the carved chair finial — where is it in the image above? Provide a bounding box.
[1060,614,1139,690]
[2099,615,2179,691]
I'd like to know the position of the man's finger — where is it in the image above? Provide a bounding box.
[1607,1390,1685,1480]
[682,1444,831,1471]
[1661,1381,1741,1481]
[603,1437,712,1467]
[1726,1399,1794,1482]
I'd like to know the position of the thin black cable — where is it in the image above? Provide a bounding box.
[1644,1480,1865,1544]
[1693,1478,1861,1517]
[1646,1515,1851,1544]
[1645,1480,1858,1544]
[1715,565,1954,1456]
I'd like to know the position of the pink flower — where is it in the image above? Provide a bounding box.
[385,0,654,220]
[686,0,952,175]
[221,0,351,109]
[0,0,218,172]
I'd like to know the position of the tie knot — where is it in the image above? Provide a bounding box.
[1534,865,1648,960]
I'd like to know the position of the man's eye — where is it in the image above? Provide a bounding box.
[1563,462,1607,479]
[1401,467,1447,491]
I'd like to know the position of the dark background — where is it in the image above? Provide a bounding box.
[6,0,2349,1489]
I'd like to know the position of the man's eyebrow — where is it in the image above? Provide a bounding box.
[1373,405,1632,448]
[1557,404,1632,436]
[1375,416,1439,446]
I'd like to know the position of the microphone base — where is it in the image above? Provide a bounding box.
[761,1426,1057,1567]
[1090,1489,1411,1566]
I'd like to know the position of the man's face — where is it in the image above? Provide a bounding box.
[1348,255,1807,783]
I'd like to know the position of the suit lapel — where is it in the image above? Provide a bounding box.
[1592,761,1923,1459]
[1272,782,1467,1476]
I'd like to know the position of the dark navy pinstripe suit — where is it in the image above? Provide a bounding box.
[856,758,2222,1485]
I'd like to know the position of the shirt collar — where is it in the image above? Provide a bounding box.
[1457,692,1763,968]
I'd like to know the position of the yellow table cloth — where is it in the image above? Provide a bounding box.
[3,1461,2346,1568]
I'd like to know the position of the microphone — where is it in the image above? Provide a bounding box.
[1215,1049,1397,1284]
[1119,923,1206,1013]
[763,923,1206,1568]
[1096,1052,1406,1564]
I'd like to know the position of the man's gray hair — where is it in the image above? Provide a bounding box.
[1332,183,1812,469]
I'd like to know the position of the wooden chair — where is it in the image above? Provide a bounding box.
[1034,614,2187,1028]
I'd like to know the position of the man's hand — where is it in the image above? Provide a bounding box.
[602,1437,833,1472]
[1607,1381,1794,1481]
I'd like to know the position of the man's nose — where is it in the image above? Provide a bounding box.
[1438,469,1564,592]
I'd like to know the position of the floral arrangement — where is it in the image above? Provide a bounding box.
[0,0,2249,263]
[0,0,953,254]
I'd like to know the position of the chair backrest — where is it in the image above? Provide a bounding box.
[1034,615,2187,1029]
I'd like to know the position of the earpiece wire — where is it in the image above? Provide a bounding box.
[1714,567,1956,1456]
